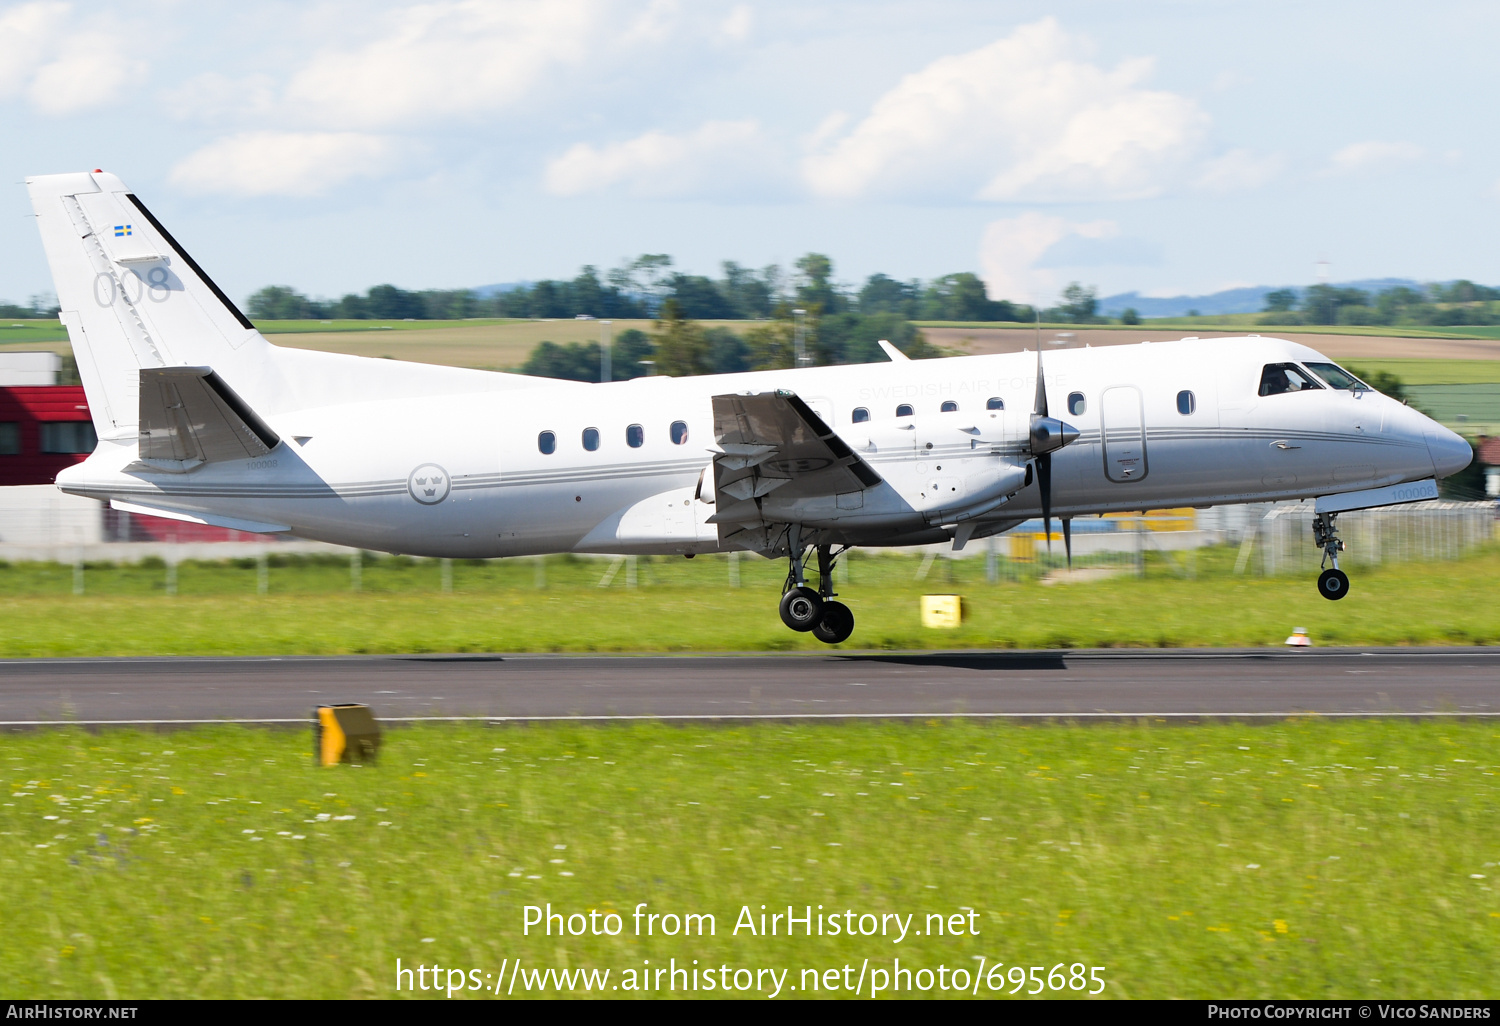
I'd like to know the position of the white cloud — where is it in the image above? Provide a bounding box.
[1322,141,1425,176]
[1194,148,1285,194]
[621,0,679,46]
[28,30,148,115]
[162,72,278,124]
[979,213,1120,304]
[168,132,399,198]
[802,18,1208,202]
[0,2,145,114]
[282,0,599,129]
[0,1,67,97]
[544,119,782,199]
[720,4,752,42]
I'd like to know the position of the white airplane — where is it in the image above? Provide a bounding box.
[28,171,1472,644]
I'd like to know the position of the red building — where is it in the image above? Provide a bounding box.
[0,384,262,542]
[0,385,94,486]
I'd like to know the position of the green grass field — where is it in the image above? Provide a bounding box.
[1346,360,1500,385]
[2,719,1496,999]
[915,319,1500,341]
[4,545,1500,657]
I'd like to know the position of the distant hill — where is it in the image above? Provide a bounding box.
[470,282,532,299]
[1099,279,1423,318]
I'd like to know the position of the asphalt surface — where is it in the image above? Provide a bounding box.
[0,648,1496,725]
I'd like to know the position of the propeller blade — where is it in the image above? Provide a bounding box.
[1037,453,1052,555]
[1033,344,1048,418]
[1062,517,1072,569]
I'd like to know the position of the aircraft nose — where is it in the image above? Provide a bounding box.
[1426,425,1473,479]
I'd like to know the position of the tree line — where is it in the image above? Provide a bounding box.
[1260,281,1500,327]
[244,253,1110,325]
[518,301,940,381]
[0,294,60,319]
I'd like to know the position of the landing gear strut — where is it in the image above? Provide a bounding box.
[1313,512,1350,601]
[778,529,856,644]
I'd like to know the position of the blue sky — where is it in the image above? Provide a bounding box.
[3,0,1498,307]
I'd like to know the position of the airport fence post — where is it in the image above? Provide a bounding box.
[257,551,268,595]
[838,547,850,586]
[351,550,362,592]
[534,555,546,589]
[165,557,177,597]
[73,552,84,596]
[625,555,637,589]
[441,557,453,594]
[728,550,740,587]
[985,535,997,584]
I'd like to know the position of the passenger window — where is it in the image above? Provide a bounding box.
[670,420,688,445]
[986,397,1004,410]
[1067,392,1086,416]
[538,430,556,455]
[1177,390,1196,415]
[626,424,644,448]
[896,404,914,417]
[582,427,600,451]
[940,400,958,412]
[851,407,870,424]
[0,423,19,455]
[1259,363,1323,397]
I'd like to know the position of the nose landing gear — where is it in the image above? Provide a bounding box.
[777,529,856,643]
[1313,512,1350,600]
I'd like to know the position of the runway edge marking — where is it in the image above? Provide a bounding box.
[2,711,1498,726]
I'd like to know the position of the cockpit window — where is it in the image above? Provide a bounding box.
[1305,362,1369,391]
[1259,363,1324,397]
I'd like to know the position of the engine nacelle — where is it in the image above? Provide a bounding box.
[847,412,1025,524]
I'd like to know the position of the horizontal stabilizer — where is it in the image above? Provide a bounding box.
[138,367,280,470]
[110,499,290,534]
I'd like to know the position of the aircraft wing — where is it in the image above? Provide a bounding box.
[708,390,881,526]
[136,366,280,470]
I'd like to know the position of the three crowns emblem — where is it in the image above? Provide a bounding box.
[407,464,450,505]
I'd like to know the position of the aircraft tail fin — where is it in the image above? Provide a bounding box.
[26,171,270,442]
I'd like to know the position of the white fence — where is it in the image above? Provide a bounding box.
[0,486,1492,578]
[1254,500,1496,575]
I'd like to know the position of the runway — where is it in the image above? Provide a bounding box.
[0,648,1496,726]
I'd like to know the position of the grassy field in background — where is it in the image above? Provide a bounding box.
[265,318,692,371]
[915,319,1500,341]
[0,320,68,345]
[1346,359,1500,384]
[4,546,1500,657]
[2,719,1496,999]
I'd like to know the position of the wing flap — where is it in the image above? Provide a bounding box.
[709,391,881,529]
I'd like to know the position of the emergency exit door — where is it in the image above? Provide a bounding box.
[1100,385,1148,483]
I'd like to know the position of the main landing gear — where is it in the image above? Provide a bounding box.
[1313,512,1350,601]
[778,532,855,644]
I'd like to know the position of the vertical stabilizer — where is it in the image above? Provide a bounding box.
[27,171,270,441]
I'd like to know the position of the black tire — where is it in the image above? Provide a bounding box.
[779,586,824,632]
[811,600,855,645]
[1317,568,1350,601]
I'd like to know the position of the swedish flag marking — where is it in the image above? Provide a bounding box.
[114,225,132,237]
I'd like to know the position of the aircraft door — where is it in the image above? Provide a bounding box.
[1100,385,1148,483]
